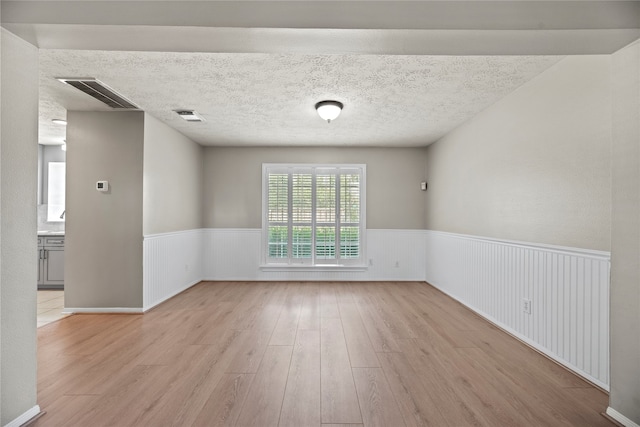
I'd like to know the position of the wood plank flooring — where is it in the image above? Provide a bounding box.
[33,281,613,427]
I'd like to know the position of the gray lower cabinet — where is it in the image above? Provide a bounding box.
[38,236,64,289]
[37,237,44,286]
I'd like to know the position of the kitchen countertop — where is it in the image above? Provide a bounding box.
[38,231,65,236]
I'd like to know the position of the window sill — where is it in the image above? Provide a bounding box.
[259,264,368,272]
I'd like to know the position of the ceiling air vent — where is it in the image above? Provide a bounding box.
[56,78,139,109]
[174,110,205,122]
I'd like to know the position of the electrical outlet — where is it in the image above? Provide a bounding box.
[395,261,400,268]
[523,298,532,314]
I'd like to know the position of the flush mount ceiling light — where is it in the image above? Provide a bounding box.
[52,119,67,126]
[315,100,343,123]
[174,110,205,122]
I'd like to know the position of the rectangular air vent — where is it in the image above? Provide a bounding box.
[57,78,139,109]
[174,110,205,122]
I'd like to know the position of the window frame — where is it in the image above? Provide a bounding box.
[261,163,367,270]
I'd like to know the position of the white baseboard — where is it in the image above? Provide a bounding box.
[5,405,41,427]
[607,407,640,427]
[63,307,143,314]
[143,279,201,312]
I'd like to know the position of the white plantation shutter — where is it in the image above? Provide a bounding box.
[315,172,336,260]
[340,173,360,259]
[263,164,366,266]
[267,173,289,258]
[292,173,313,259]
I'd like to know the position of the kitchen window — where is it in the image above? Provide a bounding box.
[262,164,366,268]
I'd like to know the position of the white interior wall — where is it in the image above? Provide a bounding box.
[142,114,205,310]
[0,29,40,426]
[609,39,640,426]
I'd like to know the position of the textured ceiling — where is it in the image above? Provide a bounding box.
[39,50,561,147]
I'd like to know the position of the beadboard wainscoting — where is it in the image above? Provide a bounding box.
[143,229,204,311]
[202,228,427,281]
[425,230,611,390]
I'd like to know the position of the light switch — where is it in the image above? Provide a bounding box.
[96,181,109,192]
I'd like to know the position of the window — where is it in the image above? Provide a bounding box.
[262,164,366,267]
[47,162,66,222]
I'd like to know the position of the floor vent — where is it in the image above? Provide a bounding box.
[57,78,139,109]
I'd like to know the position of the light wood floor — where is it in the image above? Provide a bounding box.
[33,281,613,427]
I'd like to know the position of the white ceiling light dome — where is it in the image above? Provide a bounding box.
[315,100,343,123]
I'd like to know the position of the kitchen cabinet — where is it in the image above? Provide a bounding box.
[38,235,64,289]
[37,237,44,285]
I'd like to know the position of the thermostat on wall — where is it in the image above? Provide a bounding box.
[96,181,109,192]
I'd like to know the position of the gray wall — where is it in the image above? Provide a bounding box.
[203,146,427,229]
[610,39,640,425]
[0,29,39,425]
[425,55,612,251]
[143,114,203,235]
[65,111,144,309]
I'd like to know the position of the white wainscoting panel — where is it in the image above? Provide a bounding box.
[143,229,204,311]
[425,230,610,389]
[366,229,427,281]
[202,228,426,281]
[203,229,261,280]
